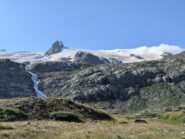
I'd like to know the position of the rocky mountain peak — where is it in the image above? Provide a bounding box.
[45,40,64,56]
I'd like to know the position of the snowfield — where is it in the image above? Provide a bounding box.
[0,44,183,63]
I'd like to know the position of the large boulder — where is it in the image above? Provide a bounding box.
[73,51,107,64]
[108,58,122,64]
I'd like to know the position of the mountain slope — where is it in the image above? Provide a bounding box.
[0,41,184,112]
[29,51,185,112]
[0,59,35,98]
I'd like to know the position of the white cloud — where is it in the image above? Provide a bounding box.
[125,44,184,60]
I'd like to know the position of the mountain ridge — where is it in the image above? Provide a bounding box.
[0,42,183,64]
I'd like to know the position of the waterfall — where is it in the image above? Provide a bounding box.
[25,66,46,98]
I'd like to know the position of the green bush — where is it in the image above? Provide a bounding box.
[0,107,27,121]
[49,111,82,122]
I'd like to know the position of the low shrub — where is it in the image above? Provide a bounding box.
[0,107,27,121]
[49,111,82,122]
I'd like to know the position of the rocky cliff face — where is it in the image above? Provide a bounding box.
[45,40,64,56]
[0,59,35,98]
[73,51,106,64]
[29,51,185,112]
[73,51,122,64]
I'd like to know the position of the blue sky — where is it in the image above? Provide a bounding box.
[0,0,185,51]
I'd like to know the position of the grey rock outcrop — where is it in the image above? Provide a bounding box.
[108,58,122,64]
[30,61,89,73]
[73,51,108,64]
[0,59,35,98]
[45,40,64,56]
[73,51,122,64]
[161,52,173,59]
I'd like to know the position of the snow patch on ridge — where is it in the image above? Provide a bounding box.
[0,44,183,63]
[49,44,184,63]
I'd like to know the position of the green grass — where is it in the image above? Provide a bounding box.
[0,124,14,130]
[160,111,185,124]
[0,107,27,121]
[0,118,185,139]
[135,112,160,119]
[124,112,160,121]
[1,97,185,138]
[125,114,136,120]
[0,109,184,139]
[0,97,114,122]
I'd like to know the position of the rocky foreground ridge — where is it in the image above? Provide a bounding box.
[0,97,113,122]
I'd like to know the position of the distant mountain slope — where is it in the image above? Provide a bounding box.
[0,42,183,64]
[30,51,185,112]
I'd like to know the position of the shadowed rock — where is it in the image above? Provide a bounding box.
[73,51,107,64]
[45,40,64,56]
[130,54,144,59]
[134,119,148,124]
[0,59,34,98]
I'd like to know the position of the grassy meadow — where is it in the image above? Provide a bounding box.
[1,114,185,139]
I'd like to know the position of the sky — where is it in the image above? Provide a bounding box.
[0,0,185,52]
